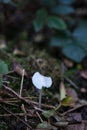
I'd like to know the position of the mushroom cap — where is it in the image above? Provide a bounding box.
[32,72,52,89]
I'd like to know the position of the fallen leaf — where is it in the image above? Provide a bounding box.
[80,87,87,93]
[66,121,86,130]
[52,121,68,128]
[12,60,27,77]
[61,96,73,107]
[67,113,82,122]
[42,110,55,119]
[66,87,78,107]
[66,87,78,101]
[37,121,52,129]
[63,58,74,68]
[80,70,87,79]
[60,81,66,101]
[13,48,26,56]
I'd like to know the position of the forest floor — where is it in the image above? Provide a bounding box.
[0,39,87,130]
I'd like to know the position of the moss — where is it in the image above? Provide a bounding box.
[0,44,61,90]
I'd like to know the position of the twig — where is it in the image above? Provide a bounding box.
[2,81,10,84]
[36,111,43,123]
[64,76,79,90]
[2,84,55,109]
[0,105,32,129]
[62,100,87,116]
[5,75,19,80]
[0,113,35,117]
[20,69,29,130]
[3,96,38,102]
[21,104,27,121]
[3,84,25,101]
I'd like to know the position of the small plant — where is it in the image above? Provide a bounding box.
[32,72,52,108]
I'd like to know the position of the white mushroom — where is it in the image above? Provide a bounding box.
[32,72,52,89]
[32,72,52,108]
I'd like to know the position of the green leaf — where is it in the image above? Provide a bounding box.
[33,20,44,32]
[76,42,87,51]
[33,9,47,32]
[47,16,67,30]
[51,5,75,15]
[61,96,73,106]
[37,121,52,129]
[63,44,86,62]
[2,0,11,4]
[50,37,71,47]
[73,21,87,43]
[36,9,47,18]
[73,28,87,43]
[59,0,75,5]
[42,110,55,119]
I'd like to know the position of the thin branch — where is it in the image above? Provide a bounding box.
[62,100,87,116]
[64,76,79,90]
[2,84,55,109]
[36,111,43,123]
[20,69,29,130]
[0,113,35,117]
[0,105,32,129]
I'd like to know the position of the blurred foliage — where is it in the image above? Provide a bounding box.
[0,0,87,62]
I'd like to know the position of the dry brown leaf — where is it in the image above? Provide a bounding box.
[12,60,27,77]
[67,113,82,122]
[60,81,66,101]
[13,48,26,56]
[80,70,87,79]
[66,87,78,107]
[80,87,87,93]
[66,121,87,130]
[63,58,74,68]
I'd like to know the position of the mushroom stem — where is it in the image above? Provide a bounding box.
[39,89,42,108]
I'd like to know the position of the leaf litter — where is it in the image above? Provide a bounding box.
[0,44,87,130]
